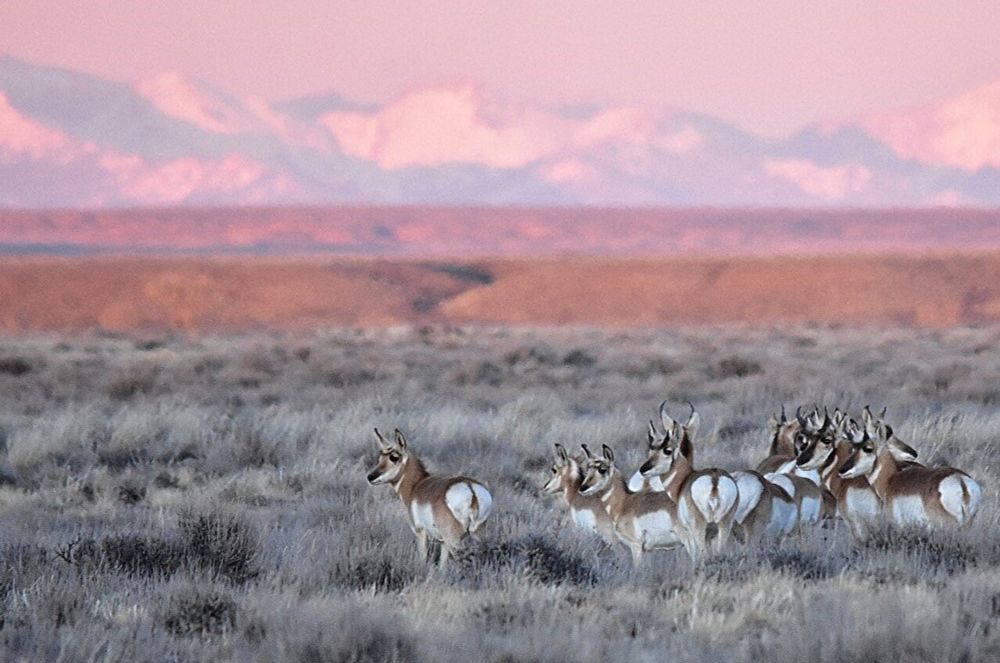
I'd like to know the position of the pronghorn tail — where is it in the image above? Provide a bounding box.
[691,473,739,524]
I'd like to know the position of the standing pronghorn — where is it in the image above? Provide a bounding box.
[366,428,493,568]
[838,418,981,528]
[796,413,920,540]
[634,405,795,543]
[577,443,684,566]
[636,402,739,560]
[542,443,617,544]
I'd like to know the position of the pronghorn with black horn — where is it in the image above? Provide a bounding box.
[838,416,980,528]
[633,406,795,544]
[764,406,840,528]
[757,404,801,474]
[366,428,493,568]
[577,443,684,566]
[542,443,617,543]
[636,402,739,560]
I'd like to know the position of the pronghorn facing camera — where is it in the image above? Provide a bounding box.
[638,402,739,560]
[577,443,683,566]
[542,443,616,543]
[795,416,880,540]
[838,421,981,528]
[367,428,493,568]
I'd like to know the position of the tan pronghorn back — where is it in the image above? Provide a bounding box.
[367,428,493,567]
[578,443,682,565]
[839,420,980,528]
[542,443,615,542]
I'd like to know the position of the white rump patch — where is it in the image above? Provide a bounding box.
[690,475,738,523]
[732,471,763,524]
[445,481,491,532]
[939,474,979,525]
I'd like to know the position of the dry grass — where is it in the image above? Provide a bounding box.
[1,325,999,662]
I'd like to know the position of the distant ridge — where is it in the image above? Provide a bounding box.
[1,253,998,331]
[0,207,998,257]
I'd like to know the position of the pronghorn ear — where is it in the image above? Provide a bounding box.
[554,443,568,463]
[879,406,888,419]
[795,406,807,429]
[373,427,386,448]
[647,420,659,445]
[884,425,894,440]
[862,405,874,425]
[394,428,408,449]
[684,402,700,440]
[659,400,675,431]
[780,403,788,424]
[602,444,614,463]
[767,412,780,433]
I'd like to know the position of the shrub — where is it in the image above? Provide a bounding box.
[163,587,237,636]
[178,513,260,584]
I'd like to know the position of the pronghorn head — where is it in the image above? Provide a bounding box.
[837,426,879,479]
[767,403,801,456]
[543,443,581,494]
[367,428,410,485]
[639,401,698,478]
[578,444,617,497]
[862,405,919,464]
[795,409,847,469]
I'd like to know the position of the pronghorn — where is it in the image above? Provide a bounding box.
[757,405,801,474]
[577,443,684,566]
[730,469,798,543]
[838,418,980,528]
[634,405,795,543]
[861,406,923,469]
[366,428,493,568]
[542,443,617,543]
[766,407,843,525]
[795,413,920,539]
[637,402,739,560]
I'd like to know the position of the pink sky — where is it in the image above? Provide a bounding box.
[2,1,1000,137]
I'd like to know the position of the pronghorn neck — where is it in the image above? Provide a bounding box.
[562,469,586,506]
[597,471,629,521]
[867,449,898,501]
[391,455,429,507]
[822,443,848,492]
[665,455,693,503]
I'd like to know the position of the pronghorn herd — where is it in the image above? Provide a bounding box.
[367,403,981,567]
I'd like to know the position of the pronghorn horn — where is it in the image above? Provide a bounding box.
[659,400,674,429]
[373,427,387,447]
[685,402,701,440]
[879,406,888,419]
[581,444,595,459]
[780,403,788,424]
[796,406,807,427]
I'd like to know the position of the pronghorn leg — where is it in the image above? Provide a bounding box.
[438,545,451,570]
[415,529,429,562]
[629,543,643,567]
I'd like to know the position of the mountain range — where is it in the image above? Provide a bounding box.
[2,55,1000,208]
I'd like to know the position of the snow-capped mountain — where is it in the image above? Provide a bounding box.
[1,55,999,207]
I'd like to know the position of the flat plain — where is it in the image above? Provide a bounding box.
[1,324,999,662]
